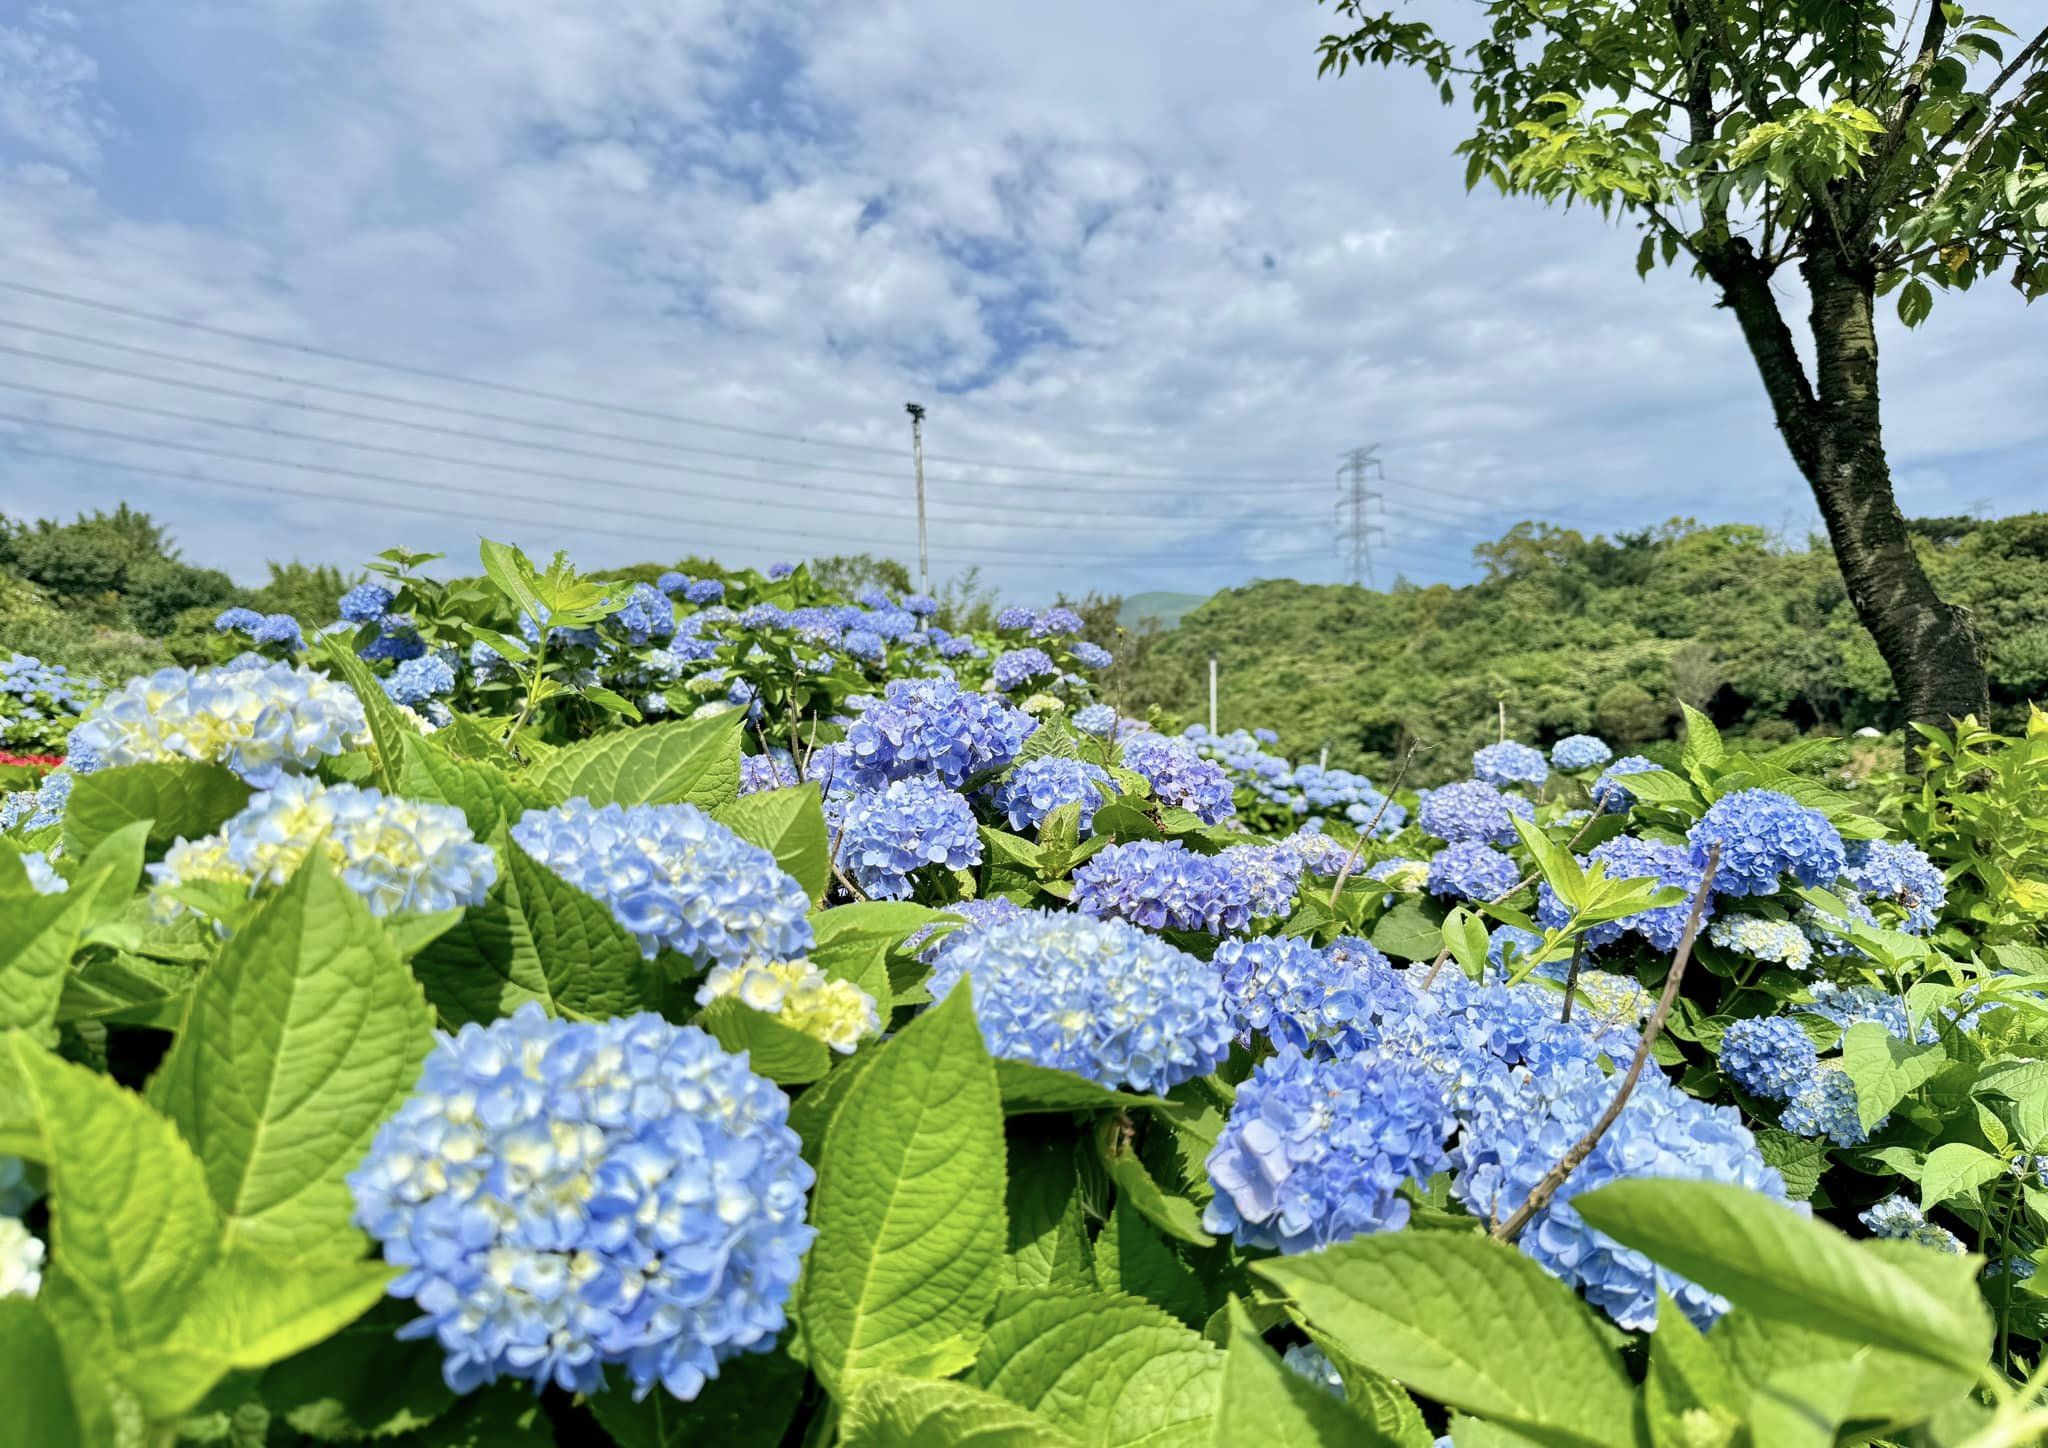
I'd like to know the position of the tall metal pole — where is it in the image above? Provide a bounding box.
[905,403,929,594]
[1208,654,1219,735]
[1336,445,1385,588]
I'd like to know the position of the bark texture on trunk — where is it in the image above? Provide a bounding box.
[1708,231,1989,728]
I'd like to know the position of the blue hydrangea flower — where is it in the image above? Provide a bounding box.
[842,629,885,663]
[1590,755,1662,813]
[1282,1345,1344,1398]
[69,661,369,789]
[1029,607,1084,639]
[1069,641,1113,670]
[991,648,1056,692]
[1427,843,1519,902]
[1802,981,1924,1044]
[1214,936,1386,1057]
[842,678,1034,789]
[150,776,495,919]
[901,592,937,616]
[1214,842,1304,918]
[1550,735,1612,771]
[1073,703,1117,737]
[991,757,1112,834]
[830,778,981,900]
[739,753,800,796]
[338,583,397,624]
[1071,840,1247,935]
[1687,789,1846,897]
[907,896,1028,959]
[1717,1016,1818,1102]
[0,770,75,834]
[1416,780,1533,847]
[995,605,1034,631]
[1456,1062,1791,1331]
[512,800,812,964]
[361,621,427,663]
[1780,1063,1880,1146]
[1119,733,1235,824]
[1488,925,1546,976]
[1205,1048,1453,1253]
[215,606,264,633]
[655,571,688,596]
[1473,741,1548,789]
[251,614,305,651]
[1859,1195,1963,1253]
[608,583,677,644]
[348,1004,813,1399]
[926,911,1232,1094]
[1288,830,1354,877]
[381,654,458,707]
[1844,840,1946,934]
[1535,837,1710,952]
[683,578,726,605]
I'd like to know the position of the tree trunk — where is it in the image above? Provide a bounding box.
[1713,235,1989,728]
[1798,247,1989,727]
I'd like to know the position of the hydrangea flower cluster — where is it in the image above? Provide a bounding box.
[841,678,1034,789]
[1453,1061,1789,1329]
[1716,1015,1818,1101]
[695,960,880,1054]
[1205,1048,1453,1253]
[1707,914,1814,972]
[1844,840,1947,934]
[0,653,96,753]
[512,800,812,964]
[1590,755,1661,813]
[608,583,677,645]
[1213,935,1382,1057]
[1215,842,1305,919]
[69,661,370,789]
[1028,607,1085,639]
[150,777,495,919]
[215,608,305,651]
[1859,1195,1963,1253]
[1281,1345,1344,1398]
[1416,780,1533,847]
[1070,641,1113,670]
[990,648,1057,692]
[1473,740,1548,789]
[1119,733,1235,824]
[831,778,982,900]
[1550,734,1612,771]
[926,911,1232,1094]
[991,757,1112,833]
[0,1216,44,1299]
[1686,789,1846,897]
[1536,837,1709,952]
[738,752,800,796]
[381,654,457,707]
[348,1005,814,1399]
[338,583,397,623]
[1779,1063,1877,1146]
[0,768,75,834]
[1427,842,1519,902]
[1071,840,1252,935]
[1073,703,1117,737]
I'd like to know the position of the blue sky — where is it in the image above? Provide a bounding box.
[0,1,2038,601]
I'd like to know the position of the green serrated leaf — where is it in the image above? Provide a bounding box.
[971,1289,1222,1448]
[261,1299,459,1441]
[696,997,833,1085]
[1919,1141,2007,1209]
[841,1374,1082,1447]
[1216,1299,1395,1447]
[398,735,550,838]
[61,762,252,863]
[1678,702,1724,773]
[1370,898,1444,963]
[0,865,115,1035]
[1102,1120,1214,1247]
[1839,1022,1946,1132]
[528,711,742,809]
[588,1344,808,1447]
[1753,1129,1828,1202]
[717,783,831,903]
[1253,1230,1636,1448]
[799,986,1007,1393]
[314,646,422,791]
[1005,1134,1094,1294]
[0,1299,86,1446]
[1096,1195,1209,1327]
[147,861,436,1260]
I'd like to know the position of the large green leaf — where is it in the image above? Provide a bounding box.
[147,860,436,1259]
[1102,1126,1213,1248]
[1710,1305,1979,1441]
[799,986,1007,1393]
[970,1289,1223,1448]
[1839,1022,1945,1132]
[1369,899,1443,963]
[1215,1300,1398,1447]
[1005,1134,1095,1294]
[1094,1195,1208,1327]
[1919,1142,2007,1209]
[586,1347,807,1447]
[1642,1291,1740,1448]
[1000,1060,1159,1115]
[1252,1231,1636,1448]
[528,710,742,809]
[696,998,833,1086]
[1572,1179,1991,1374]
[807,900,940,1015]
[0,1033,221,1351]
[261,1299,459,1441]
[318,646,421,790]
[60,761,252,863]
[412,839,674,1025]
[398,734,550,839]
[842,1375,1083,1447]
[717,783,831,903]
[0,1299,86,1447]
[57,951,195,1028]
[0,864,115,1035]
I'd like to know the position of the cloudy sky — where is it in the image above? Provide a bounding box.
[0,2,2037,600]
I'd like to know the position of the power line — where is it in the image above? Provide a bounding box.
[1,443,1341,577]
[0,374,1327,532]
[0,278,1333,487]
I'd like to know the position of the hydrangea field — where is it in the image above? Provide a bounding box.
[3,539,2048,1446]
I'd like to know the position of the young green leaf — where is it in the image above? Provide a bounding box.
[60,761,251,863]
[1214,1299,1394,1447]
[1838,1023,1946,1132]
[716,783,832,903]
[1918,1142,2008,1209]
[841,1374,1082,1448]
[528,710,743,809]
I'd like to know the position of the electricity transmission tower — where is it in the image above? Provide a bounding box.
[1335,445,1387,587]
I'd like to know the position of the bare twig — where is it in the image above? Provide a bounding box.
[1492,844,1720,1245]
[1326,743,1426,910]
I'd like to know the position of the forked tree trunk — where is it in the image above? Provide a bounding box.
[1714,237,1990,728]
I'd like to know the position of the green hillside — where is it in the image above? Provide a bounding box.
[1115,515,2048,782]
[1116,590,1208,630]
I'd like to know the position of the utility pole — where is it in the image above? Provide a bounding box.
[1208,654,1219,735]
[1335,445,1386,588]
[905,403,929,594]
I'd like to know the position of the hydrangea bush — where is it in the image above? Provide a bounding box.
[0,544,2036,1447]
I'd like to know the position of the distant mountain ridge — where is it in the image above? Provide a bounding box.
[1117,591,1209,631]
